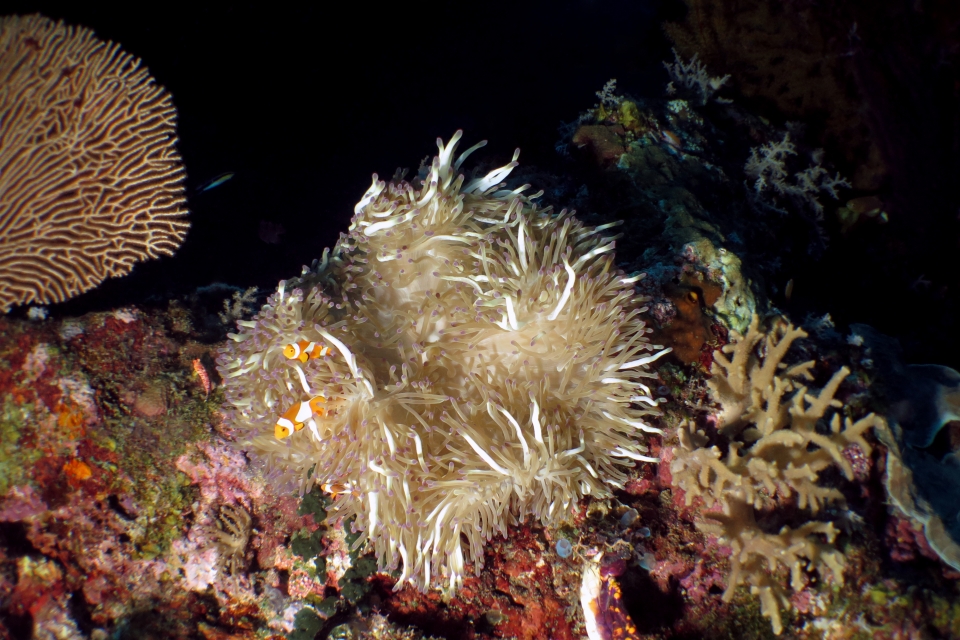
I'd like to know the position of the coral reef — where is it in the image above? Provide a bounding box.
[212,503,253,576]
[670,315,884,634]
[318,612,443,640]
[0,307,319,638]
[661,0,884,190]
[663,0,960,372]
[0,14,189,312]
[662,48,730,106]
[744,133,850,221]
[563,71,960,630]
[372,523,584,639]
[219,286,260,325]
[885,441,960,573]
[4,35,960,638]
[852,323,960,573]
[217,131,671,594]
[561,81,839,342]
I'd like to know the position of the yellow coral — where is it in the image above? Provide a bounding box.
[671,315,884,634]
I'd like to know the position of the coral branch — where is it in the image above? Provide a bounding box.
[671,315,885,634]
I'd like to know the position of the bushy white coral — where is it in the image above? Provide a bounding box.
[745,133,850,218]
[663,48,730,106]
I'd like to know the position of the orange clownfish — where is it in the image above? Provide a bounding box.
[283,341,332,363]
[275,396,329,439]
[320,482,360,500]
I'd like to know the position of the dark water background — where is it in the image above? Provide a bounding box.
[6,0,960,369]
[5,1,671,304]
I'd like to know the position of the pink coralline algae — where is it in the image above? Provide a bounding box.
[1,479,171,626]
[176,439,262,512]
[886,514,941,563]
[0,309,319,637]
[0,485,47,522]
[842,443,872,483]
[174,438,322,590]
[675,559,727,605]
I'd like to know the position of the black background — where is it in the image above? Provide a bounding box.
[5,0,673,311]
[7,1,960,370]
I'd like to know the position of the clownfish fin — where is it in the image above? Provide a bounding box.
[309,396,327,416]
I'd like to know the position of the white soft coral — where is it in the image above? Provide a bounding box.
[745,133,850,218]
[663,48,730,105]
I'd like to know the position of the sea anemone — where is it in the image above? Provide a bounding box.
[217,131,670,592]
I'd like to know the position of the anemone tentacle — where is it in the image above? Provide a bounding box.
[217,131,668,593]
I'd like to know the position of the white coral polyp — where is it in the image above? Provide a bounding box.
[218,131,669,593]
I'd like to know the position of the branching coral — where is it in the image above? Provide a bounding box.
[745,133,850,220]
[663,48,730,106]
[217,132,670,593]
[671,315,883,634]
[219,286,259,325]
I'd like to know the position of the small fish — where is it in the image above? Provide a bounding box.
[321,482,346,496]
[283,340,332,363]
[275,396,329,439]
[195,172,235,193]
[320,481,361,500]
[192,358,213,399]
[661,129,682,150]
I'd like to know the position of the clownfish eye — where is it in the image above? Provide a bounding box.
[283,344,297,358]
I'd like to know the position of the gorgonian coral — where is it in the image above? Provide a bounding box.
[0,14,189,312]
[217,132,670,592]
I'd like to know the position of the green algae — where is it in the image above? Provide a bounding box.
[84,375,212,557]
[298,485,330,521]
[0,397,41,495]
[930,593,960,637]
[288,607,323,640]
[338,555,377,605]
[291,529,324,559]
[315,596,339,618]
[291,527,327,578]
[126,473,198,559]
